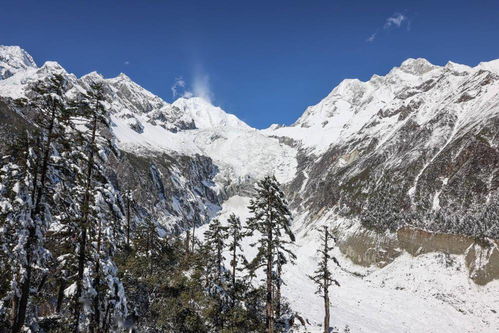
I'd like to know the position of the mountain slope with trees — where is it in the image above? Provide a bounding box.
[0,46,498,332]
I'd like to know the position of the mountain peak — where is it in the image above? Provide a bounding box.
[81,71,104,81]
[115,72,132,81]
[478,59,499,74]
[444,61,471,73]
[172,96,251,130]
[398,58,436,75]
[0,45,37,80]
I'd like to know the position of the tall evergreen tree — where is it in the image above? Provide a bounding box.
[0,135,51,332]
[202,219,227,288]
[65,82,127,332]
[308,226,340,333]
[0,74,72,332]
[201,218,228,330]
[226,213,246,306]
[246,175,295,333]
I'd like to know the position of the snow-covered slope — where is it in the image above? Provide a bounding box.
[110,95,297,187]
[199,196,499,333]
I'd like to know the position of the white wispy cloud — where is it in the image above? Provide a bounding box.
[124,60,130,65]
[191,72,213,103]
[384,13,407,29]
[366,33,377,43]
[366,12,409,42]
[170,68,214,103]
[171,77,186,98]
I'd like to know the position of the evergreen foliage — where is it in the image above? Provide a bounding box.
[308,226,340,333]
[246,175,296,333]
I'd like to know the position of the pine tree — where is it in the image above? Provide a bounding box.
[226,213,246,305]
[201,218,228,329]
[0,135,51,331]
[0,74,73,332]
[308,226,340,333]
[134,210,166,277]
[246,175,295,333]
[203,219,228,287]
[61,81,127,332]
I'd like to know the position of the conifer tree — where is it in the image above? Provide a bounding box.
[308,226,340,333]
[226,213,246,306]
[134,210,166,277]
[0,135,51,332]
[246,175,295,333]
[202,218,227,288]
[201,218,228,329]
[66,81,127,332]
[0,74,72,332]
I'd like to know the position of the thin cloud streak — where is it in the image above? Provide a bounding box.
[366,12,409,42]
[384,13,407,29]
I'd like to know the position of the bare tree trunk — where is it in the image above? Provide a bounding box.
[231,231,237,307]
[185,230,191,254]
[266,206,274,333]
[217,240,223,284]
[324,291,330,333]
[10,295,18,326]
[74,227,87,332]
[11,230,34,333]
[276,256,282,321]
[191,221,196,252]
[323,227,330,333]
[91,220,103,333]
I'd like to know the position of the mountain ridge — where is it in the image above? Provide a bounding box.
[1,45,498,239]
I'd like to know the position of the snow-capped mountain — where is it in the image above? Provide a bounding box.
[0,46,297,228]
[266,57,499,238]
[267,57,499,154]
[1,46,498,332]
[0,45,37,79]
[172,96,251,130]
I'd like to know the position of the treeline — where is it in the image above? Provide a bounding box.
[0,73,342,332]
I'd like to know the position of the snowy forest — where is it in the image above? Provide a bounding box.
[0,76,346,332]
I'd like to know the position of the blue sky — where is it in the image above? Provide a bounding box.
[1,0,498,128]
